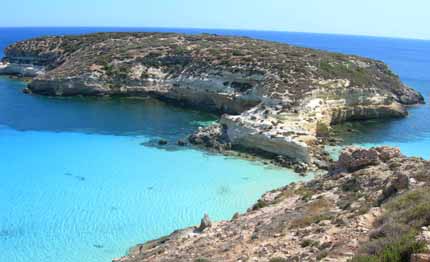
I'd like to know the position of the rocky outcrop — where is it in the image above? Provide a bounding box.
[188,123,231,151]
[336,146,380,171]
[1,33,424,163]
[112,147,430,262]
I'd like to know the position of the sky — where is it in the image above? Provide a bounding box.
[1,0,429,40]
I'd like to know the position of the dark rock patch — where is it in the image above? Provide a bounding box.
[197,214,212,233]
[158,139,168,146]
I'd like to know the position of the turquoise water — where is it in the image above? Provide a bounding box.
[0,77,303,262]
[1,28,430,262]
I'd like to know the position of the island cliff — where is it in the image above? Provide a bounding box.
[0,32,424,165]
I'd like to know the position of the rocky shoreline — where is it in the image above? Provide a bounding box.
[113,146,430,262]
[0,32,424,168]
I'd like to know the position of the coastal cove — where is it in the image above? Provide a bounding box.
[0,28,429,262]
[0,76,307,262]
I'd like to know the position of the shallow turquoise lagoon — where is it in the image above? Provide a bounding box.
[0,128,302,262]
[0,76,304,262]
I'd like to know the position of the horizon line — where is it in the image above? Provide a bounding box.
[1,25,429,42]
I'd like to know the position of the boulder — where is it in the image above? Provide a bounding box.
[197,214,212,232]
[189,124,231,151]
[375,146,403,162]
[22,87,32,94]
[314,159,330,170]
[392,172,410,191]
[411,253,430,262]
[336,147,380,172]
[378,173,410,204]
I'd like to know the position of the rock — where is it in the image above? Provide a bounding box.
[22,87,32,94]
[417,227,430,250]
[411,253,430,262]
[158,139,168,146]
[392,173,410,190]
[189,124,230,151]
[294,163,308,175]
[378,185,397,205]
[197,214,212,232]
[177,139,187,146]
[336,147,380,172]
[314,159,330,170]
[374,146,403,162]
[341,177,362,192]
[378,173,410,204]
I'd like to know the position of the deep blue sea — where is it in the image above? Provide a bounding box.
[0,28,429,262]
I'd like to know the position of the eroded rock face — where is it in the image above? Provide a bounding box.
[112,147,430,262]
[1,33,424,162]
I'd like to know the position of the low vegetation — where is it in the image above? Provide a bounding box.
[353,188,430,261]
[269,258,288,262]
[288,198,334,229]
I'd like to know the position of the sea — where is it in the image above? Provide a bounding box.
[0,27,429,262]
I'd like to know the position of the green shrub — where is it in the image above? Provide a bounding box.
[294,187,315,201]
[289,213,333,229]
[301,239,320,248]
[195,258,210,262]
[352,188,430,261]
[288,198,333,228]
[318,60,370,86]
[384,188,430,228]
[252,199,269,210]
[232,50,246,56]
[269,258,288,262]
[352,232,426,262]
[316,250,329,260]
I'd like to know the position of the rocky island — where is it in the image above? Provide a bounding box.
[0,32,424,166]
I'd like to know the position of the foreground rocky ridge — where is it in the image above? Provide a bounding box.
[113,147,430,262]
[0,32,424,163]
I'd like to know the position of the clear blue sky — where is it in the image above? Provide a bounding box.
[1,0,429,40]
